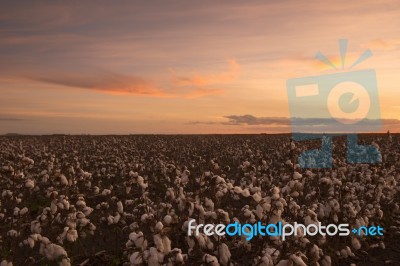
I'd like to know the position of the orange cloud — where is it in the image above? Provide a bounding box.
[362,39,400,51]
[170,59,240,86]
[24,69,225,99]
[183,88,224,99]
[29,72,167,97]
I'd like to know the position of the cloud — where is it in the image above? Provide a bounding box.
[363,39,400,51]
[17,68,226,98]
[29,72,167,97]
[0,117,26,121]
[190,114,400,133]
[223,115,289,126]
[170,59,240,86]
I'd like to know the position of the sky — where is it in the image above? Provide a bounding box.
[0,0,400,134]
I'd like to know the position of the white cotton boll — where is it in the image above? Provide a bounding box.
[153,234,164,252]
[76,199,86,208]
[50,201,58,214]
[59,174,68,186]
[141,213,148,222]
[130,252,143,265]
[233,186,243,194]
[59,258,71,266]
[162,235,171,253]
[346,246,355,257]
[163,215,173,225]
[333,213,338,223]
[276,260,293,266]
[352,237,361,250]
[320,177,332,185]
[155,221,163,232]
[172,248,184,263]
[137,176,148,189]
[195,234,207,249]
[117,201,123,214]
[13,207,20,216]
[253,192,262,203]
[31,221,41,234]
[19,207,28,215]
[82,207,93,216]
[41,242,68,261]
[271,193,280,201]
[107,216,114,225]
[289,254,307,266]
[204,197,214,210]
[243,209,252,218]
[293,172,302,180]
[320,256,331,266]
[203,254,220,266]
[148,247,164,266]
[7,229,19,237]
[241,188,251,197]
[255,205,264,219]
[114,212,121,223]
[125,200,134,206]
[25,179,35,189]
[102,189,111,196]
[217,243,231,266]
[0,260,13,266]
[66,229,78,242]
[27,237,35,248]
[340,248,348,258]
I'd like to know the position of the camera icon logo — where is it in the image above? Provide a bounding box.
[286,39,382,168]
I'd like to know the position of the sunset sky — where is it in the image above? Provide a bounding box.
[1,0,399,134]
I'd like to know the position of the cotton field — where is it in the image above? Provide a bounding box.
[0,134,399,266]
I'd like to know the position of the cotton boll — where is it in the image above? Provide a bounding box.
[93,186,100,194]
[153,234,165,252]
[76,198,86,208]
[293,172,302,180]
[25,179,35,189]
[19,207,28,216]
[351,237,361,250]
[162,235,172,253]
[289,253,307,266]
[66,229,78,242]
[203,254,220,266]
[50,201,58,214]
[0,260,13,266]
[59,174,68,186]
[27,237,35,248]
[101,189,111,196]
[129,232,147,250]
[40,241,68,261]
[241,188,251,197]
[130,252,143,265]
[59,258,71,266]
[13,207,20,216]
[7,229,19,237]
[155,221,163,232]
[252,192,262,203]
[204,197,215,210]
[217,243,231,266]
[148,247,164,266]
[106,216,114,225]
[320,255,331,266]
[163,215,173,225]
[31,221,41,234]
[117,201,124,214]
